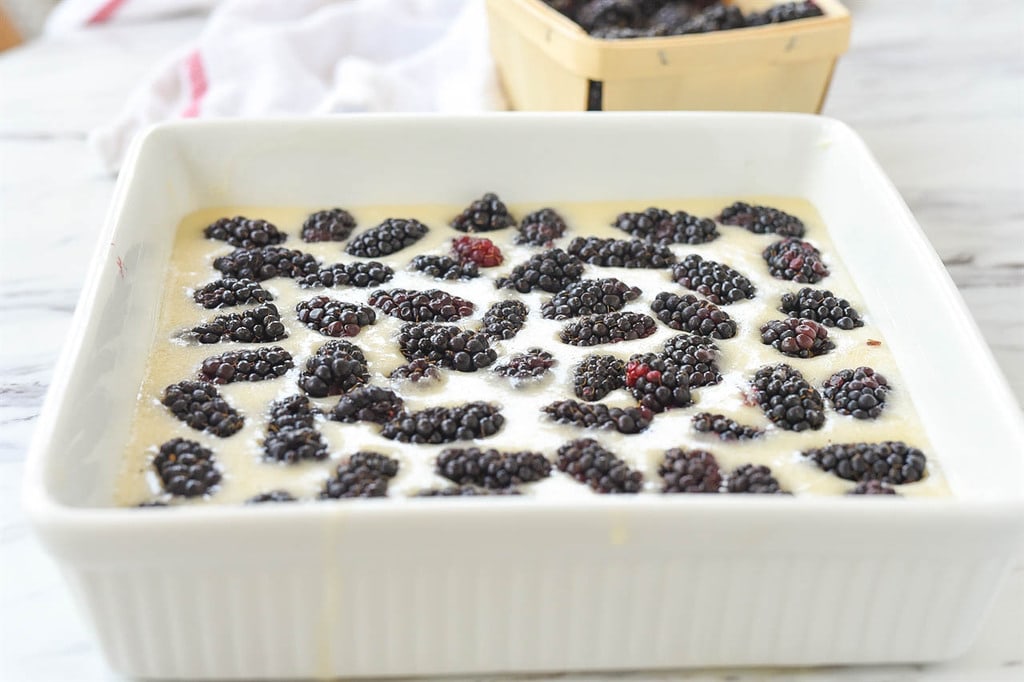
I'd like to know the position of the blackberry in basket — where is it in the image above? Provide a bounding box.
[750,363,825,432]
[542,400,652,434]
[804,442,927,485]
[540,277,641,319]
[650,292,737,339]
[613,207,719,245]
[300,208,356,242]
[192,278,272,309]
[497,248,584,293]
[560,312,658,346]
[189,303,287,344]
[670,254,756,305]
[198,346,293,384]
[297,339,369,398]
[659,448,722,493]
[436,448,551,489]
[717,201,806,238]
[823,367,890,419]
[516,208,567,246]
[450,192,516,233]
[380,402,505,443]
[747,1,823,26]
[298,262,394,289]
[345,218,428,258]
[567,236,675,269]
[368,288,474,323]
[161,380,244,437]
[677,4,745,33]
[575,0,643,32]
[573,354,626,401]
[295,297,376,337]
[213,246,320,281]
[153,437,221,497]
[203,216,286,248]
[556,438,643,493]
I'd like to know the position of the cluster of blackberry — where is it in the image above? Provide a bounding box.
[295,297,376,337]
[262,395,327,464]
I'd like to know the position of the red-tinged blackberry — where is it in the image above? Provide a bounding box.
[760,318,834,358]
[481,300,528,341]
[298,261,394,289]
[321,451,399,499]
[301,208,356,242]
[267,394,319,431]
[190,303,287,344]
[567,236,675,269]
[779,287,864,330]
[410,255,479,280]
[542,400,652,434]
[726,464,787,494]
[203,216,286,248]
[659,448,722,493]
[803,441,927,485]
[750,363,825,432]
[823,367,890,419]
[573,354,625,401]
[368,288,474,323]
[389,358,443,384]
[613,207,719,245]
[747,1,823,26]
[848,480,900,496]
[380,402,505,443]
[763,238,829,283]
[559,311,657,346]
[198,346,293,384]
[671,254,756,305]
[295,296,376,337]
[450,192,516,232]
[161,381,244,437]
[496,248,584,293]
[691,412,763,441]
[246,490,297,504]
[650,292,737,339]
[416,485,522,497]
[575,0,642,32]
[494,348,556,381]
[345,218,428,258]
[263,427,328,463]
[556,438,643,493]
[541,277,641,319]
[662,333,722,387]
[676,4,745,33]
[153,437,221,497]
[213,246,320,281]
[397,323,497,371]
[436,447,551,489]
[717,201,806,237]
[516,208,567,246]
[624,354,692,412]
[192,278,272,309]
[331,386,405,424]
[451,236,504,267]
[297,340,369,398]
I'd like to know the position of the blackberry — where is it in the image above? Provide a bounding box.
[747,1,823,26]
[803,441,927,485]
[368,288,474,323]
[540,277,641,319]
[650,292,737,339]
[389,359,443,384]
[416,485,522,497]
[153,438,221,497]
[779,287,863,329]
[410,255,479,280]
[494,348,556,381]
[848,480,900,496]
[575,0,642,32]
[203,216,286,248]
[516,208,567,246]
[297,340,369,398]
[649,2,694,32]
[298,261,394,289]
[301,208,356,242]
[542,0,586,20]
[380,402,504,443]
[321,451,399,499]
[726,464,787,494]
[198,346,293,384]
[613,207,719,245]
[671,254,756,305]
[263,427,328,463]
[823,367,890,419]
[481,300,528,341]
[436,447,551,489]
[760,318,834,358]
[192,278,272,309]
[246,490,297,504]
[659,448,722,493]
[190,303,287,344]
[496,248,584,293]
[161,381,244,437]
[763,238,829,283]
[750,364,826,432]
[295,296,376,337]
[677,4,745,33]
[542,400,651,434]
[567,237,675,269]
[331,386,405,424]
[692,413,763,441]
[345,218,428,258]
[451,236,504,267]
[397,323,497,371]
[624,354,692,412]
[213,246,320,281]
[662,333,722,387]
[267,394,319,431]
[450,192,516,232]
[559,311,657,346]
[556,438,643,493]
[573,354,625,401]
[591,25,661,39]
[717,201,805,237]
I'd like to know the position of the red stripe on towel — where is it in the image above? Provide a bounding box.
[181,51,208,118]
[86,0,129,25]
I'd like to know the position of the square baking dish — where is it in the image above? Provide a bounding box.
[23,113,1024,680]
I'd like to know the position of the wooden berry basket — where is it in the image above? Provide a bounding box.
[486,0,851,112]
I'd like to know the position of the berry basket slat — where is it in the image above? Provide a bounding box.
[486,0,851,112]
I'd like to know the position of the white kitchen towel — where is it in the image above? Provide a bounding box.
[50,0,505,171]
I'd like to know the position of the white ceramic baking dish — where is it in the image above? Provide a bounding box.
[23,113,1024,679]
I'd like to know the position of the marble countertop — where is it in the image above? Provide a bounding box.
[1,1,1022,680]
